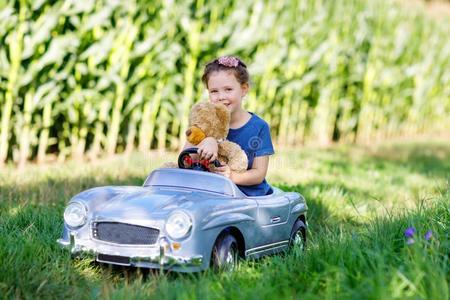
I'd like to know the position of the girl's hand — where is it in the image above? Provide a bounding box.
[197,137,218,162]
[213,163,232,179]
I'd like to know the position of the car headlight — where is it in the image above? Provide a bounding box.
[165,211,192,239]
[64,202,87,227]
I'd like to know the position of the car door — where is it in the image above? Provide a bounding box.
[254,194,291,245]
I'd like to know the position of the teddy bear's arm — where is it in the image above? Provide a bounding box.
[218,141,248,173]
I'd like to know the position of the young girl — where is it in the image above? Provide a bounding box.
[183,56,274,196]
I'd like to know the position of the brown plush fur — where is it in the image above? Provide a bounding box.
[186,102,248,173]
[187,102,230,141]
[163,102,248,172]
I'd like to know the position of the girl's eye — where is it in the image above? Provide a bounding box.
[226,88,233,92]
[210,90,218,94]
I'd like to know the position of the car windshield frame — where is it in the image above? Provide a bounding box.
[143,169,239,197]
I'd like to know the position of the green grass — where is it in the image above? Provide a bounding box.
[0,141,449,299]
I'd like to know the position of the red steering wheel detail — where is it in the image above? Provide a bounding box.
[178,148,221,172]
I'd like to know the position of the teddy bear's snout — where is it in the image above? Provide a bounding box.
[186,126,206,145]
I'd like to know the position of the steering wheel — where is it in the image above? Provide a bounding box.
[178,147,222,172]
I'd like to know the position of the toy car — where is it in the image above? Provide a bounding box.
[57,148,308,272]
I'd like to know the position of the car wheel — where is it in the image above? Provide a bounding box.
[211,234,239,271]
[289,219,306,251]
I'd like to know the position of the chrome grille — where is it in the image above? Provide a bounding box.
[93,222,159,245]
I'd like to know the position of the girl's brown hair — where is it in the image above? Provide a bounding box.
[201,56,250,87]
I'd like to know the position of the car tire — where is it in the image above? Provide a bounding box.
[211,234,239,271]
[289,218,306,251]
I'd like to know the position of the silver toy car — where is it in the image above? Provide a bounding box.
[58,149,308,272]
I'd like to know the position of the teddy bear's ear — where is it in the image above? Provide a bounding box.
[214,104,230,131]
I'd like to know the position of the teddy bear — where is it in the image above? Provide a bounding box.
[186,102,248,172]
[164,102,248,173]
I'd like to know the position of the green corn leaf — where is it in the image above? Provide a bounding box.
[22,7,60,60]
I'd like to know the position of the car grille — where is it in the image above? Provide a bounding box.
[97,254,130,265]
[93,222,160,245]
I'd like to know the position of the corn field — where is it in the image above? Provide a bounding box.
[0,0,449,167]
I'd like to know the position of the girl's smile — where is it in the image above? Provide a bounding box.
[207,70,249,115]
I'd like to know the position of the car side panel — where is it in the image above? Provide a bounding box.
[254,194,290,244]
[197,197,259,260]
[245,191,307,259]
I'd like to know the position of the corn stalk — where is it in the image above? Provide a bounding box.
[0,0,25,166]
[105,12,137,156]
[0,0,449,165]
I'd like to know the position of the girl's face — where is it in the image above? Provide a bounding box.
[207,70,248,115]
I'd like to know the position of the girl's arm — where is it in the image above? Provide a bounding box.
[182,137,218,161]
[216,155,269,185]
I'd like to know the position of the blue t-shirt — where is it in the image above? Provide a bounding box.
[227,112,274,196]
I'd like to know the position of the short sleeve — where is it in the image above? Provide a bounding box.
[254,122,274,157]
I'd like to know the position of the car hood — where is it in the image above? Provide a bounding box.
[92,186,226,221]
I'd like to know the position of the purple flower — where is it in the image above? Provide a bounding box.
[404,227,416,238]
[424,230,432,240]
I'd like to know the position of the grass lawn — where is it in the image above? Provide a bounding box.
[0,140,449,299]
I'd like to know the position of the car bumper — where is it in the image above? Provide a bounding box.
[57,233,204,272]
